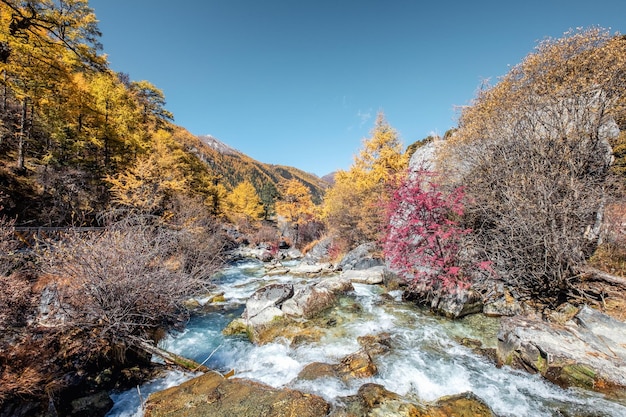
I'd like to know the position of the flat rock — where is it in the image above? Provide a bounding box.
[144,372,330,417]
[340,266,386,284]
[497,305,626,394]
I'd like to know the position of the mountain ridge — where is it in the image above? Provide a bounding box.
[177,129,330,203]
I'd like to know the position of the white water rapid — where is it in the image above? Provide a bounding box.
[106,259,626,417]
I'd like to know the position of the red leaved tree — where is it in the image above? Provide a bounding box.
[383,170,490,295]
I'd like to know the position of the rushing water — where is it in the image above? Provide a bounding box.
[107,259,626,417]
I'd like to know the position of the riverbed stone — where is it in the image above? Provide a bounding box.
[335,349,378,381]
[497,305,626,395]
[420,391,496,417]
[242,283,293,319]
[144,371,330,417]
[282,285,337,319]
[340,266,387,284]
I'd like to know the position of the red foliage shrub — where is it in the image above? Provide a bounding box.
[383,170,490,294]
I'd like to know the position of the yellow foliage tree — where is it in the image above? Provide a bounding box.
[275,179,315,245]
[107,130,194,214]
[225,181,264,222]
[322,112,408,248]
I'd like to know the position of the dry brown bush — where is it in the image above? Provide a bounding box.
[442,29,626,301]
[40,216,227,356]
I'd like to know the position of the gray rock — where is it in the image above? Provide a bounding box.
[302,236,333,264]
[338,242,382,271]
[243,283,293,319]
[282,286,336,319]
[340,266,387,284]
[316,276,354,293]
[497,305,626,394]
[289,262,334,276]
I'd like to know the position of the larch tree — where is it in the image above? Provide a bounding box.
[225,180,264,223]
[275,178,315,246]
[322,111,408,249]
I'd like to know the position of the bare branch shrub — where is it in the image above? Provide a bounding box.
[40,217,227,358]
[441,29,625,301]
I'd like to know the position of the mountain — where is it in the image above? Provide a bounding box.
[181,132,329,203]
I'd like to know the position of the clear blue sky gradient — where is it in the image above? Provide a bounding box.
[89,0,626,176]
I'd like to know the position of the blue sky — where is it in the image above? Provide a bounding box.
[89,0,626,176]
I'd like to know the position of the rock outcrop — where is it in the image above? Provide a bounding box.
[224,276,354,344]
[144,371,330,417]
[337,242,384,271]
[497,305,626,395]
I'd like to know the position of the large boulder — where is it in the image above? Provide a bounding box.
[497,305,626,395]
[338,242,383,271]
[403,285,483,319]
[282,285,337,319]
[144,372,330,417]
[225,276,352,344]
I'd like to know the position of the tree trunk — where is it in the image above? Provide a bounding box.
[17,97,27,171]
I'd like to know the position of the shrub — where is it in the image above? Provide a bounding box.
[40,218,227,356]
[383,171,490,295]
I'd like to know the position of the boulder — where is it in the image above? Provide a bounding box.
[302,236,333,264]
[497,305,626,394]
[335,349,378,381]
[338,242,383,271]
[422,392,496,417]
[296,348,378,383]
[316,275,354,294]
[282,286,337,319]
[331,383,417,417]
[242,283,293,319]
[432,289,483,318]
[340,266,387,284]
[297,362,337,380]
[403,286,483,319]
[144,371,330,417]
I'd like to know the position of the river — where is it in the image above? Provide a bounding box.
[106,258,626,417]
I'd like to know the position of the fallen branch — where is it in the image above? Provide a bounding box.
[578,266,626,289]
[138,340,209,373]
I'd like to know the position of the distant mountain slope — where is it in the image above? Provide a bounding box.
[177,130,329,203]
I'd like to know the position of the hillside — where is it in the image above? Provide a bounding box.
[188,134,329,203]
